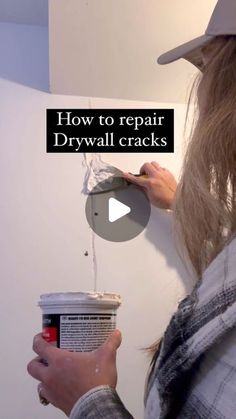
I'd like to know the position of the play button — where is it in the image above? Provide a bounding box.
[85,177,151,242]
[109,198,131,223]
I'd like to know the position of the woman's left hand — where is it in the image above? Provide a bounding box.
[27,330,122,417]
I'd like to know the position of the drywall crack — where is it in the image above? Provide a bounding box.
[91,224,98,292]
[82,152,98,291]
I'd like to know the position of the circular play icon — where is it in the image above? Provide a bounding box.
[85,177,151,242]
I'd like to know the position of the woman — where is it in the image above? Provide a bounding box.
[27,2,236,418]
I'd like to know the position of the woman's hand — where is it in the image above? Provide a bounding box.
[123,162,177,209]
[27,330,122,417]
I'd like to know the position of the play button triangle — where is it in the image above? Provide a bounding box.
[108,197,131,223]
[85,177,151,242]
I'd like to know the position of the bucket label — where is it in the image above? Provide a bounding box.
[42,313,116,352]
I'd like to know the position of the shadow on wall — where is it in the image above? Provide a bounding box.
[0,22,49,92]
[145,207,197,294]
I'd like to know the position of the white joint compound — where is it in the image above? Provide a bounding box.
[82,153,122,194]
[39,292,121,352]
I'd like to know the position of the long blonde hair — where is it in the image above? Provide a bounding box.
[174,35,236,278]
[147,35,236,358]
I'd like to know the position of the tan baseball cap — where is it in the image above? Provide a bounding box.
[158,0,236,70]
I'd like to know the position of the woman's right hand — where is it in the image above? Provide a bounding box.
[123,162,177,210]
[27,330,122,417]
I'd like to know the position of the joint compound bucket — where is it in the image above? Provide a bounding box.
[38,292,121,352]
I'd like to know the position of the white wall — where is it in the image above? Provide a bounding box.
[0,0,48,26]
[49,0,216,103]
[0,22,49,91]
[0,21,197,419]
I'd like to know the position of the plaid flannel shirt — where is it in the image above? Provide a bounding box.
[70,233,236,419]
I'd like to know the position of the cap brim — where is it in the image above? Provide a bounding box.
[157,34,215,70]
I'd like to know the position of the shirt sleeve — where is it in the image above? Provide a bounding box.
[178,327,236,418]
[69,385,134,419]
